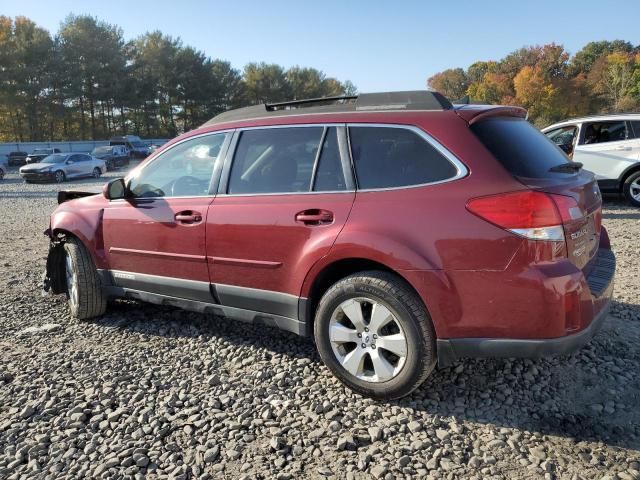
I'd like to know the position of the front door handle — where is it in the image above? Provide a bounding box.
[175,211,202,223]
[295,209,334,225]
[615,145,632,151]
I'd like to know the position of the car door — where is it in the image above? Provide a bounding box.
[102,131,232,301]
[206,125,355,318]
[573,120,638,180]
[65,154,85,178]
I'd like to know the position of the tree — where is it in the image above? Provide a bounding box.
[427,68,469,100]
[243,62,291,104]
[571,40,635,75]
[513,66,557,125]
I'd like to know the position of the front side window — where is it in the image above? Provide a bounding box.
[545,125,577,154]
[349,126,458,189]
[228,127,323,194]
[581,121,628,144]
[128,133,229,198]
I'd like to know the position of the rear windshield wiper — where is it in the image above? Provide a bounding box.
[549,162,583,173]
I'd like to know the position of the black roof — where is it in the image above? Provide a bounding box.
[202,90,453,126]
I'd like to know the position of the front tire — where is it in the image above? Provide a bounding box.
[314,271,437,400]
[92,167,102,179]
[623,171,640,207]
[63,237,107,320]
[54,170,65,183]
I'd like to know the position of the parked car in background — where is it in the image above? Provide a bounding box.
[0,155,7,180]
[20,153,106,183]
[8,151,28,166]
[91,145,130,171]
[110,135,151,159]
[543,114,640,206]
[26,148,62,164]
[43,91,614,400]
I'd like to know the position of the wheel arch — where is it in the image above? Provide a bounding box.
[620,163,640,190]
[300,256,438,337]
[50,208,106,269]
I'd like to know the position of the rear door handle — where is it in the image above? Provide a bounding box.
[295,209,334,225]
[615,145,632,151]
[175,211,202,223]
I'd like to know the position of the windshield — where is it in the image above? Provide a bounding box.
[91,146,111,156]
[33,149,50,154]
[41,154,66,164]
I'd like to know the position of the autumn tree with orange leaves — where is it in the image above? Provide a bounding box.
[428,41,640,126]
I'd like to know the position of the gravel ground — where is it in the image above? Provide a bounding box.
[0,165,639,480]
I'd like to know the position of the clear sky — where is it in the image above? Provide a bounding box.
[3,0,640,92]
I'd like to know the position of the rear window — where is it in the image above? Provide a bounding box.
[471,117,570,179]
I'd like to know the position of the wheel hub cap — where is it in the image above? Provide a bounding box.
[329,297,408,383]
[630,181,640,201]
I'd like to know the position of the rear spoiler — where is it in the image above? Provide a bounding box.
[454,105,527,125]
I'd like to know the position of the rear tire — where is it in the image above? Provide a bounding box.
[314,271,437,400]
[623,170,640,207]
[63,237,107,320]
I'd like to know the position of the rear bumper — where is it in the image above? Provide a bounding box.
[437,247,615,367]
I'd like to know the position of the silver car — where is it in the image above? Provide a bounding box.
[19,153,106,183]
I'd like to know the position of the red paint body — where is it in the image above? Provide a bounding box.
[49,107,613,342]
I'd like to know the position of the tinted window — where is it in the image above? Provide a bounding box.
[471,118,570,179]
[545,125,577,146]
[629,121,640,139]
[129,133,228,198]
[313,127,346,191]
[349,126,458,189]
[581,121,627,144]
[228,127,322,194]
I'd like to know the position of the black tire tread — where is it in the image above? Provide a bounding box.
[315,270,436,399]
[64,237,107,320]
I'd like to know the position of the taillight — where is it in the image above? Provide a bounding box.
[466,190,579,241]
[593,207,602,234]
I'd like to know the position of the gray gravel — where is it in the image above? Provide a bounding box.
[1,165,639,480]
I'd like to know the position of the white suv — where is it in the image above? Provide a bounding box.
[542,114,640,206]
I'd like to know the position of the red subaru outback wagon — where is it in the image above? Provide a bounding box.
[44,91,615,399]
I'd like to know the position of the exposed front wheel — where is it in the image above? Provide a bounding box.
[92,167,102,179]
[54,170,65,183]
[314,271,437,399]
[63,237,107,320]
[623,171,640,207]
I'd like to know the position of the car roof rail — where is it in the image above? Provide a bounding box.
[202,90,453,126]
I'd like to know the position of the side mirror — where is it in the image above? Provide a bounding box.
[65,160,73,165]
[103,177,128,200]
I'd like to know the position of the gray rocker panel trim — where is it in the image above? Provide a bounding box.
[97,269,307,336]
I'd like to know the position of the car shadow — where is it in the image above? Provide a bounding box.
[86,297,640,451]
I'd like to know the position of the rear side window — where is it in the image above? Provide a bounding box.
[349,126,458,189]
[471,117,570,179]
[313,127,346,192]
[228,127,323,194]
[629,121,640,138]
[581,121,628,144]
